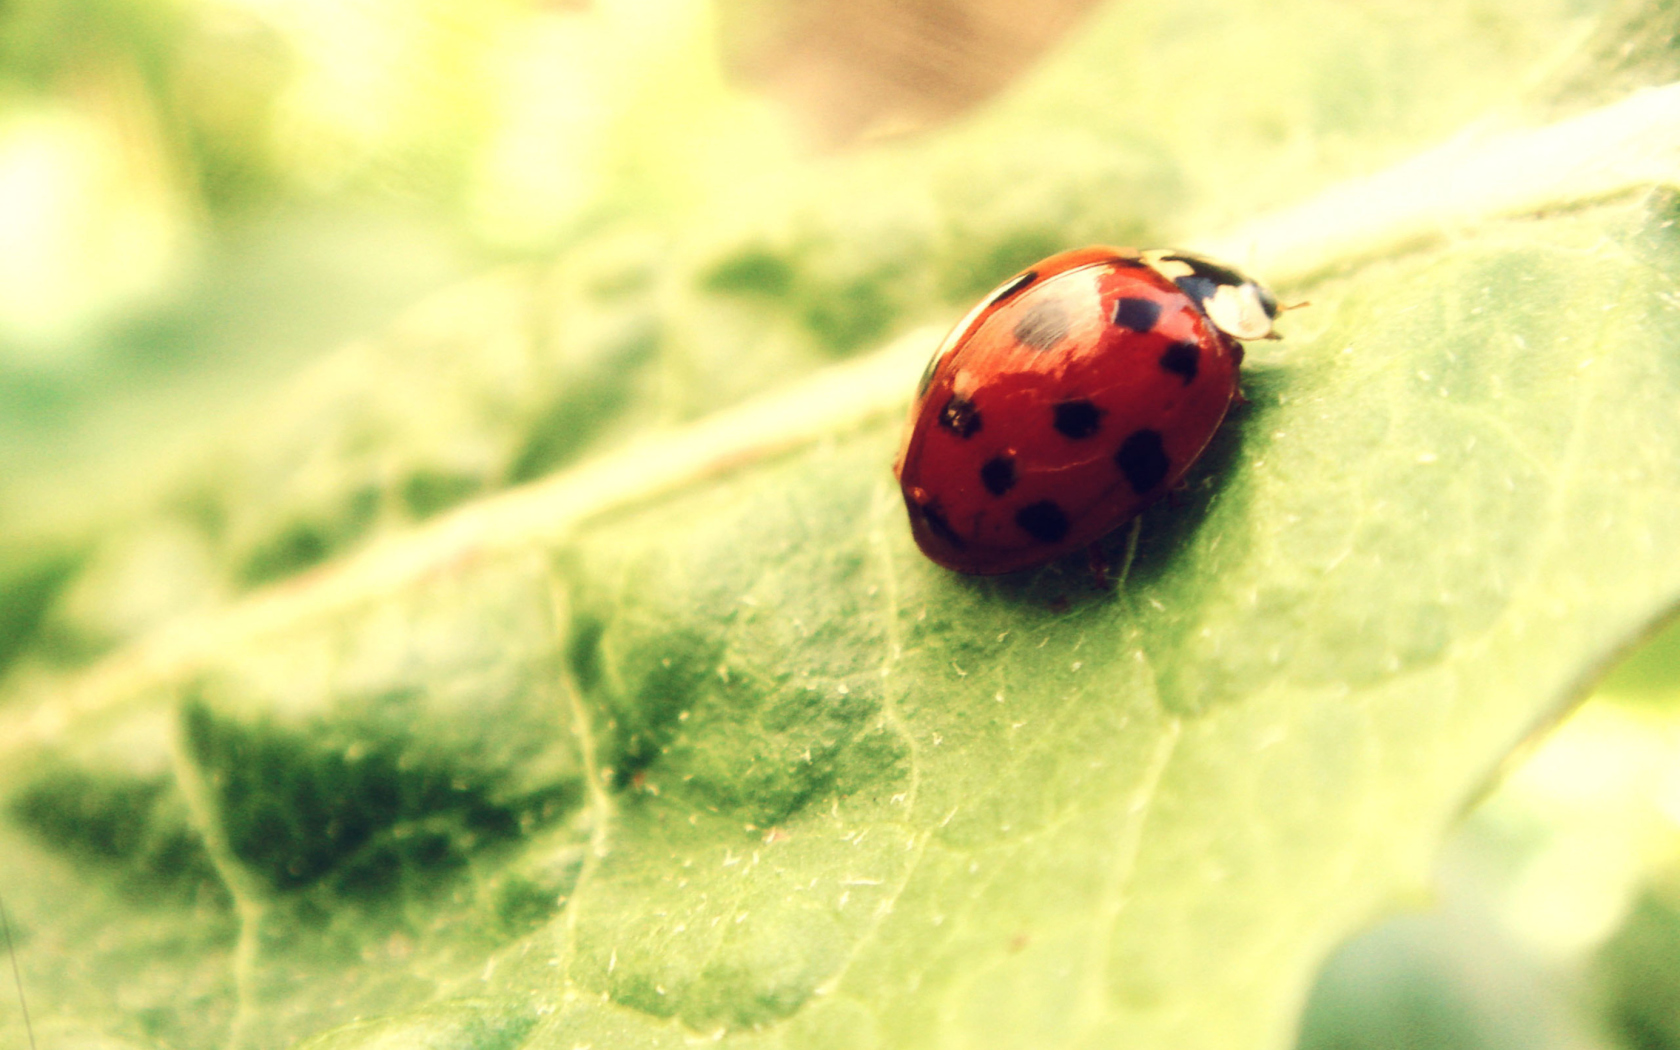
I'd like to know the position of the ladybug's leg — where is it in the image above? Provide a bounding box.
[1086,543,1110,590]
[1110,517,1144,591]
[1229,335,1250,406]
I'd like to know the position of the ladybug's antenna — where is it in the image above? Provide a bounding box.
[0,890,35,1050]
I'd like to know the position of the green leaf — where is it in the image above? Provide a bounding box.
[9,188,1680,1047]
[7,3,1680,1049]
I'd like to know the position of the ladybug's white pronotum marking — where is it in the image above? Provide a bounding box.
[1141,250,1280,341]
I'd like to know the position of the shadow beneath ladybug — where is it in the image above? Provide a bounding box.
[1120,363,1284,589]
[951,361,1287,613]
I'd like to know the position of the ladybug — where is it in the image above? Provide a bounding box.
[893,246,1280,575]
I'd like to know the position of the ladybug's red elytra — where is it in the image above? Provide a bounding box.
[893,246,1280,575]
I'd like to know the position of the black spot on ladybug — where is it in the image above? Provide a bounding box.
[987,270,1037,306]
[980,454,1016,496]
[1052,400,1105,439]
[1015,501,1071,544]
[939,394,982,438]
[918,501,965,548]
[1112,297,1162,333]
[1158,340,1199,384]
[1115,430,1169,493]
[1012,297,1072,350]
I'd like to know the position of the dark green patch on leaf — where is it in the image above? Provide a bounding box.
[0,545,83,675]
[1595,890,1680,1050]
[701,247,797,297]
[181,694,568,894]
[490,859,579,937]
[507,315,661,483]
[10,765,225,900]
[400,469,483,519]
[799,274,901,355]
[238,483,383,586]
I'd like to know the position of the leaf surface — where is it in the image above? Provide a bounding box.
[6,4,1680,1049]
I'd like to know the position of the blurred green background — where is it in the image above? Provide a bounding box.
[3,0,1680,1046]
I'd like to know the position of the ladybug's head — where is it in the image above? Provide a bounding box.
[1142,250,1279,341]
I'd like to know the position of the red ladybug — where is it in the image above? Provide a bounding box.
[893,246,1279,575]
